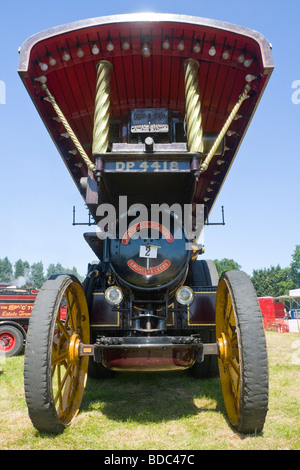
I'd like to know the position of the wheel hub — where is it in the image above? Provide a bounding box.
[69,333,81,364]
[217,332,230,364]
[0,332,15,351]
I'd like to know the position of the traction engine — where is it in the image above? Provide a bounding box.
[18,13,274,434]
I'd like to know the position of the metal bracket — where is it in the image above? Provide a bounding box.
[205,205,225,226]
[72,206,96,226]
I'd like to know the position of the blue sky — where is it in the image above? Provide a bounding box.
[0,0,299,278]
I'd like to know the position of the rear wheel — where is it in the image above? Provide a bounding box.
[190,259,219,378]
[188,258,219,287]
[82,263,115,379]
[24,274,90,433]
[216,270,268,433]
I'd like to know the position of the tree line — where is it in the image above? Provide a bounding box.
[0,245,299,295]
[214,245,300,297]
[0,258,83,289]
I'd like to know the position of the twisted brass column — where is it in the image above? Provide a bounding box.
[92,60,113,155]
[183,59,204,153]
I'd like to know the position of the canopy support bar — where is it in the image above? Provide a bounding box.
[41,83,95,171]
[200,84,251,173]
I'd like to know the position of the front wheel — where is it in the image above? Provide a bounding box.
[216,271,268,433]
[24,275,90,433]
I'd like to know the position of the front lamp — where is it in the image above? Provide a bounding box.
[175,286,194,306]
[105,286,123,305]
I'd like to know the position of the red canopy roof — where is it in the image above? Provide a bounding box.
[18,13,274,213]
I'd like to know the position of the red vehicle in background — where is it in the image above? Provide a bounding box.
[0,283,66,356]
[258,297,288,332]
[0,284,38,356]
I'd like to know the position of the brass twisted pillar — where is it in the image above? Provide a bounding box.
[183,58,204,153]
[92,60,113,155]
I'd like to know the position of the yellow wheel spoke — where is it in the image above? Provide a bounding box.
[224,292,233,329]
[56,318,71,340]
[228,355,240,376]
[52,349,69,367]
[53,362,72,407]
[228,365,240,410]
[65,289,80,333]
[56,365,63,411]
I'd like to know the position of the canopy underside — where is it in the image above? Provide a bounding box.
[18,13,274,215]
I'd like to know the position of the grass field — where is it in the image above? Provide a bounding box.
[0,331,299,450]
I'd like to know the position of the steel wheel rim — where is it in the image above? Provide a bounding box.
[50,280,90,426]
[216,278,240,426]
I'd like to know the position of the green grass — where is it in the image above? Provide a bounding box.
[0,331,299,450]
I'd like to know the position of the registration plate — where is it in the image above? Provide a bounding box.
[104,160,190,172]
[131,108,169,133]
